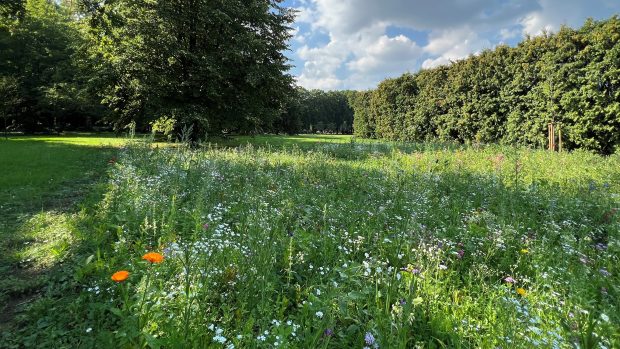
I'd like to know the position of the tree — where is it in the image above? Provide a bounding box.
[84,0,296,137]
[0,0,99,132]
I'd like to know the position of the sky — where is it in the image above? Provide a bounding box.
[281,0,620,91]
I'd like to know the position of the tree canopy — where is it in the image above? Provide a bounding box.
[1,0,296,137]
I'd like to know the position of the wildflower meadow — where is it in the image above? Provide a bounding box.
[1,137,619,348]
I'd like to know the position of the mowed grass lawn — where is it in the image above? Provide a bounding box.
[0,134,130,331]
[1,134,619,348]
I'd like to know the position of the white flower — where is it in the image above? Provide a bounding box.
[85,328,92,333]
[257,335,266,341]
[315,311,324,319]
[213,335,227,344]
[316,289,321,296]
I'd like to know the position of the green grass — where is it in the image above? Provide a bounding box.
[0,134,132,330]
[1,135,619,348]
[214,134,354,148]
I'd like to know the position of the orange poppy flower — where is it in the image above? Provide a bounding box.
[142,252,164,264]
[111,270,130,282]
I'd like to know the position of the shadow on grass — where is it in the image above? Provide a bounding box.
[209,135,468,162]
[0,139,121,329]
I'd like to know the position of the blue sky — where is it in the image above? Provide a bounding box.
[281,0,620,90]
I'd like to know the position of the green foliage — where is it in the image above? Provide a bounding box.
[150,116,177,141]
[349,90,374,138]
[280,88,355,134]
[2,136,618,347]
[83,0,295,137]
[353,16,620,154]
[0,0,103,132]
[1,0,296,136]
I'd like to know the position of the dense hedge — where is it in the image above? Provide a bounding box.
[351,17,620,154]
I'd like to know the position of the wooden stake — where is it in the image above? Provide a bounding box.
[558,124,562,152]
[548,123,551,150]
[548,123,556,151]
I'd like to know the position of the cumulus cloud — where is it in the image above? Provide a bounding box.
[347,35,422,74]
[520,0,620,35]
[422,28,492,69]
[288,0,620,90]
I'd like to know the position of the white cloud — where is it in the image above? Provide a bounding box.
[347,35,422,74]
[422,28,492,68]
[521,0,620,35]
[500,27,521,40]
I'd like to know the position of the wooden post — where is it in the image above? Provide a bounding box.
[558,124,562,152]
[548,123,556,151]
[547,124,551,150]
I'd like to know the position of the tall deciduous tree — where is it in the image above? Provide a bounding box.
[1,0,95,132]
[83,0,295,137]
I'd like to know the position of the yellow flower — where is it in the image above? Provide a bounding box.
[520,249,529,254]
[517,288,527,296]
[111,270,130,282]
[142,252,164,264]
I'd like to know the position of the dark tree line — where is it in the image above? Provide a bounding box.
[1,0,295,137]
[350,16,620,154]
[277,88,354,134]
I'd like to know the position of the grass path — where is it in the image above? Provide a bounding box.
[0,135,129,329]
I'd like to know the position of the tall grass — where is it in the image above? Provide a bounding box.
[3,140,619,348]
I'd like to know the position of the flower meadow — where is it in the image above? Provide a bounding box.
[4,140,619,348]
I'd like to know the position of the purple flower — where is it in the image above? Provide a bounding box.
[202,223,209,230]
[399,298,406,306]
[457,249,465,259]
[323,328,334,337]
[589,182,597,192]
[504,277,516,284]
[595,243,607,251]
[364,332,375,345]
[599,268,611,277]
[400,266,420,274]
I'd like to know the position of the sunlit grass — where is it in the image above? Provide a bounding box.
[1,136,619,348]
